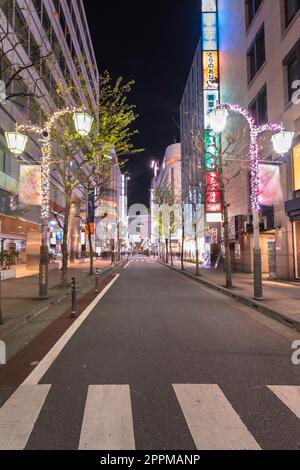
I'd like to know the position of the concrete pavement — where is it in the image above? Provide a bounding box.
[0,257,299,450]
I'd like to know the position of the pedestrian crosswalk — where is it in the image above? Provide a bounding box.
[0,383,299,450]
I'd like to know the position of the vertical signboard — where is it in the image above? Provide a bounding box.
[201,0,222,221]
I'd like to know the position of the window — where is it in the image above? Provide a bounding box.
[249,85,268,124]
[284,0,300,27]
[283,40,300,102]
[0,144,11,175]
[245,0,263,28]
[31,0,41,18]
[42,7,52,43]
[14,4,29,52]
[247,25,265,82]
[29,32,41,62]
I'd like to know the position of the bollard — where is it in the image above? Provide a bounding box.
[71,277,77,318]
[95,268,100,293]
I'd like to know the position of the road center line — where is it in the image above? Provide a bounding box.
[22,275,120,386]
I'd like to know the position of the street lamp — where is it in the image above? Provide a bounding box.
[208,104,294,300]
[208,108,228,133]
[272,131,294,155]
[73,112,94,136]
[5,131,28,155]
[5,107,93,299]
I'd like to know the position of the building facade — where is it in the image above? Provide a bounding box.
[0,0,99,268]
[150,143,182,255]
[217,0,300,279]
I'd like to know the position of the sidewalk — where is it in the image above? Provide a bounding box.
[168,258,300,330]
[0,259,112,338]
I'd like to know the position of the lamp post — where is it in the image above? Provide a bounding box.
[5,107,93,299]
[208,104,294,300]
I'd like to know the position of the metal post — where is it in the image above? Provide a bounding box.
[95,268,100,293]
[253,210,263,300]
[71,277,77,318]
[39,219,49,299]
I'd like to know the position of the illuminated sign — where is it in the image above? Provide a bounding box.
[206,172,221,213]
[202,0,221,220]
[203,51,219,90]
[206,171,221,192]
[202,13,217,51]
[204,131,220,170]
[204,90,219,129]
[202,0,217,11]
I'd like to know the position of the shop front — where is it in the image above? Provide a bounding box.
[285,197,300,279]
[0,214,41,269]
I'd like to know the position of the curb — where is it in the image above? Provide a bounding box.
[160,262,300,333]
[0,265,116,340]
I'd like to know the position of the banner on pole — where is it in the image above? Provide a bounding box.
[19,165,41,205]
[259,164,282,206]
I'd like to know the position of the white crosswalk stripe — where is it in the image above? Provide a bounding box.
[268,385,300,420]
[173,384,261,450]
[79,385,135,450]
[0,385,51,450]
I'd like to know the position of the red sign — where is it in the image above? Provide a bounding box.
[206,172,221,191]
[206,171,221,212]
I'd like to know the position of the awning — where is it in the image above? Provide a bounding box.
[285,198,300,221]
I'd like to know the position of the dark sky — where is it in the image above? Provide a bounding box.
[84,0,201,207]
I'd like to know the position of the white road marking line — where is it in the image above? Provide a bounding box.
[268,385,300,419]
[123,260,133,269]
[79,385,135,450]
[173,384,261,450]
[0,385,51,450]
[23,275,120,386]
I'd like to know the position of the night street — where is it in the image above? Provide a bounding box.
[0,257,299,451]
[1,0,300,462]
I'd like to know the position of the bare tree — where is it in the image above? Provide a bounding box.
[154,186,180,267]
[77,156,117,275]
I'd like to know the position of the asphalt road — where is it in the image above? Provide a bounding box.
[0,257,300,450]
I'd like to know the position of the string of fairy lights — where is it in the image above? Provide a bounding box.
[16,106,84,219]
[217,103,283,213]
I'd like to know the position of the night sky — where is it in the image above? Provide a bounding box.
[84,1,202,207]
